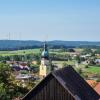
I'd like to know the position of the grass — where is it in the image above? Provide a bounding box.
[50,51,68,55]
[0,49,40,56]
[52,60,75,65]
[74,48,83,52]
[52,61,100,75]
[85,66,100,74]
[0,48,73,56]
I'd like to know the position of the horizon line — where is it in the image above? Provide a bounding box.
[0,39,100,42]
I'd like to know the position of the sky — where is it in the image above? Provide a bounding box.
[0,0,100,41]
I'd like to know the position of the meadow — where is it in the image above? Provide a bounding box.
[85,66,100,74]
[0,49,40,56]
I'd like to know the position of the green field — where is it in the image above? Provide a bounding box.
[0,49,40,56]
[85,66,100,74]
[52,60,75,66]
[0,48,71,56]
[53,61,100,75]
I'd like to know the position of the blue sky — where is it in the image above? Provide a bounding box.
[0,0,100,41]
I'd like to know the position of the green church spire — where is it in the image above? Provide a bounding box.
[41,42,49,59]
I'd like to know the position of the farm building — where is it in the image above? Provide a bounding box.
[22,67,100,100]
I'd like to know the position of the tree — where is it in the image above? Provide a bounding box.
[0,56,4,61]
[82,48,92,55]
[89,59,96,65]
[77,68,83,75]
[94,49,100,54]
[0,83,6,99]
[62,62,68,68]
[34,54,41,65]
[0,63,29,99]
[60,46,67,52]
[67,48,75,52]
[13,55,21,61]
[75,55,81,63]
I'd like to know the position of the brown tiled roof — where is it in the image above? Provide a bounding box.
[95,83,100,95]
[22,66,100,100]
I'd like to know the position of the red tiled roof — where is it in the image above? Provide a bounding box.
[95,83,100,95]
[86,80,97,88]
[86,80,100,95]
[20,63,27,66]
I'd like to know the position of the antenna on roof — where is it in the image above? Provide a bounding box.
[19,32,22,40]
[8,32,11,40]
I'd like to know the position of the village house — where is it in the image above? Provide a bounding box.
[95,59,100,65]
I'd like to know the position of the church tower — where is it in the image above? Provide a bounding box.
[39,42,51,77]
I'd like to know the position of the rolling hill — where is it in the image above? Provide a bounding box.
[0,40,99,50]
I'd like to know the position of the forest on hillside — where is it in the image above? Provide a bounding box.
[0,40,100,50]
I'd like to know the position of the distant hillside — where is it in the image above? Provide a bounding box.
[0,40,100,50]
[0,40,41,50]
[48,40,100,46]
